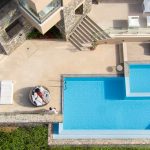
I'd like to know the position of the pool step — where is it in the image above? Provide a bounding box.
[53,123,150,139]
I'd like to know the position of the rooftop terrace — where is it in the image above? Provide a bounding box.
[127,42,150,61]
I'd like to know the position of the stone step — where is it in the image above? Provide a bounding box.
[70,35,89,51]
[69,37,83,51]
[74,29,90,43]
[68,15,112,50]
[77,27,93,42]
[79,23,98,41]
[70,35,83,47]
[72,32,86,44]
[77,26,94,42]
[81,20,101,40]
[84,16,101,32]
[83,18,106,40]
[85,16,110,39]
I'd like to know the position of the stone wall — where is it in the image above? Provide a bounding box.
[2,18,32,54]
[0,0,33,54]
[0,17,32,54]
[57,0,92,40]
[56,18,66,39]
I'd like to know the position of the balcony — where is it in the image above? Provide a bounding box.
[19,0,62,24]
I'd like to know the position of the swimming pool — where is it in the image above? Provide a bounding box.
[53,76,150,139]
[125,64,150,97]
[63,76,150,130]
[129,64,150,92]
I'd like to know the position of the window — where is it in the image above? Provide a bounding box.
[19,0,62,23]
[75,4,83,15]
[5,19,22,38]
[0,0,11,9]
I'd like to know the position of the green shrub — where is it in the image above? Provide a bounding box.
[0,125,48,150]
[27,29,42,39]
[48,146,150,150]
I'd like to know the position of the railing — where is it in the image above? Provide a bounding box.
[19,0,62,24]
[104,27,150,36]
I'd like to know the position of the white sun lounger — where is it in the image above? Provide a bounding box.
[0,80,13,104]
[128,16,140,28]
[143,0,150,13]
[147,16,150,27]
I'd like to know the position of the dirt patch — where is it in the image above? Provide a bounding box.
[0,126,18,132]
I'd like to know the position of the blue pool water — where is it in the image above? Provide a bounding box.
[63,77,150,130]
[129,64,150,93]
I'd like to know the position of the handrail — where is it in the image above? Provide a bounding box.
[19,0,61,24]
[104,27,150,35]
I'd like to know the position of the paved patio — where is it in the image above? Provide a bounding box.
[0,40,119,112]
[126,42,150,61]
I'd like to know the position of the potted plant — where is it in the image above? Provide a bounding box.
[90,39,98,50]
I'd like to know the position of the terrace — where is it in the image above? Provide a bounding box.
[0,40,119,113]
[89,0,150,36]
[126,42,150,61]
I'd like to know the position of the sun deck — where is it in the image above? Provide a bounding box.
[0,40,119,113]
[126,42,150,61]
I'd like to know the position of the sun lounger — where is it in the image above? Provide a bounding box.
[0,80,13,104]
[143,0,150,13]
[128,16,140,28]
[147,16,150,27]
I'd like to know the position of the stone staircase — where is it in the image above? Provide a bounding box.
[69,15,111,50]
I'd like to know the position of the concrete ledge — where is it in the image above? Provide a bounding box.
[125,62,150,97]
[0,113,63,124]
[49,138,150,146]
[123,42,128,62]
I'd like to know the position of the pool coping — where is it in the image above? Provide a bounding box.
[48,123,150,145]
[124,61,150,97]
[53,123,150,140]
